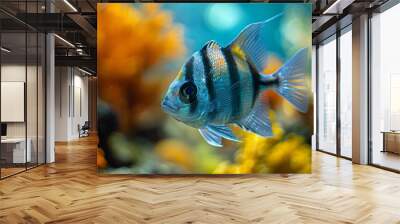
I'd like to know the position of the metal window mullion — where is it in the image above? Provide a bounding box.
[367,11,373,165]
[336,28,341,157]
[25,0,27,170]
[316,44,320,151]
[73,68,75,118]
[69,68,71,118]
[44,32,47,164]
[36,0,39,167]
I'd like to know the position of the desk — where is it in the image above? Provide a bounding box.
[1,138,31,163]
[382,131,400,154]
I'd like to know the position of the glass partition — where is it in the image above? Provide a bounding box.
[317,35,337,154]
[312,45,317,150]
[38,32,45,165]
[0,1,46,179]
[27,30,38,169]
[371,4,400,171]
[1,30,28,177]
[339,27,352,158]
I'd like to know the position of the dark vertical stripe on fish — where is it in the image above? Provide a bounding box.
[184,56,197,113]
[222,47,241,119]
[247,60,259,106]
[184,56,194,82]
[200,46,216,120]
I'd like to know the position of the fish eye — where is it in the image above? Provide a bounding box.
[179,82,197,104]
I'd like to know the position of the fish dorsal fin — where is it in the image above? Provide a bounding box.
[227,13,283,72]
[202,40,221,53]
[237,99,272,137]
[206,124,240,142]
[199,128,222,147]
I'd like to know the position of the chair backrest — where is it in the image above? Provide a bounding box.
[82,121,90,129]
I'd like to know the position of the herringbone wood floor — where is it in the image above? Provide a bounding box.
[1,136,400,224]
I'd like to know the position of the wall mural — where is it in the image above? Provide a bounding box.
[97,3,312,174]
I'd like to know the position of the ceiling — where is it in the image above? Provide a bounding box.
[311,0,390,43]
[0,0,97,73]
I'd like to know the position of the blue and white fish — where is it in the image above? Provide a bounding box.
[161,14,308,147]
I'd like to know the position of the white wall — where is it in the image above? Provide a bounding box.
[55,67,89,141]
[72,73,89,138]
[55,66,70,141]
[1,65,31,138]
[1,82,25,122]
[1,64,25,81]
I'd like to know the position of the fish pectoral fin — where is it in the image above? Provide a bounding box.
[237,99,272,137]
[199,128,222,147]
[206,125,240,142]
[227,13,283,72]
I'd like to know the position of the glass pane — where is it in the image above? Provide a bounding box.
[339,29,352,158]
[0,1,46,178]
[1,30,27,177]
[312,45,317,150]
[27,31,38,169]
[371,5,400,171]
[317,37,337,154]
[38,33,45,165]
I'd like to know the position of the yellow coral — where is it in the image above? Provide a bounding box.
[214,112,311,174]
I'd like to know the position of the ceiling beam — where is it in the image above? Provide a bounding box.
[323,0,356,14]
[312,15,335,33]
[9,13,82,32]
[67,13,97,40]
[55,55,96,71]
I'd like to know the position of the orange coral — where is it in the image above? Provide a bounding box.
[98,3,185,130]
[155,139,194,171]
[97,148,108,168]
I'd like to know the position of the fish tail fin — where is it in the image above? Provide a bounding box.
[263,48,309,113]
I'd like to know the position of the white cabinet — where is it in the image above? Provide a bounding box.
[1,138,32,163]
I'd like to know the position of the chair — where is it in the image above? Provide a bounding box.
[78,121,90,138]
